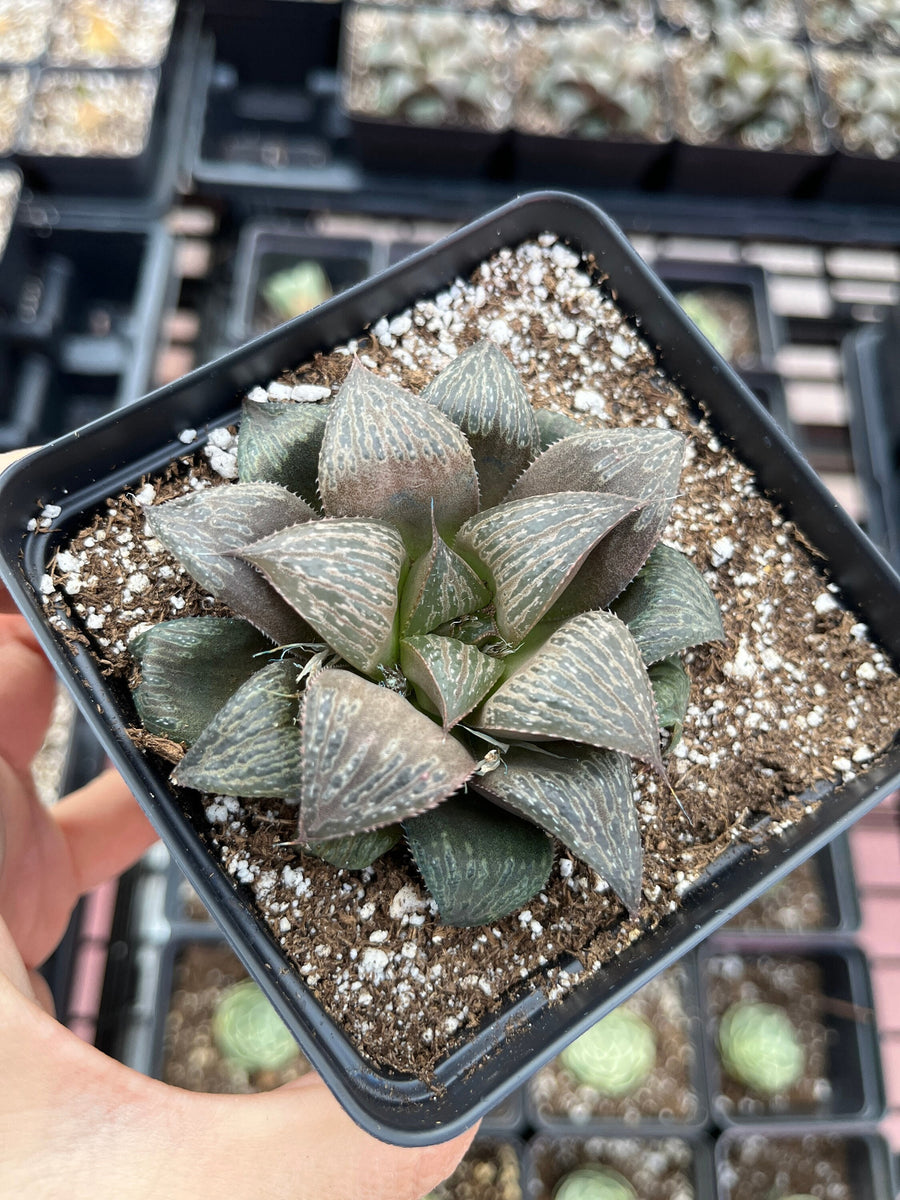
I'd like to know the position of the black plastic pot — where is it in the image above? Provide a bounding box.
[719,834,860,936]
[1,192,900,1146]
[526,1132,716,1200]
[739,369,796,448]
[668,140,829,200]
[525,956,709,1136]
[0,345,51,449]
[700,941,885,1127]
[843,310,900,570]
[225,220,376,344]
[715,1128,897,1200]
[652,259,782,371]
[513,130,670,191]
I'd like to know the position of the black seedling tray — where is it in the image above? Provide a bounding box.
[1,193,899,1146]
[0,346,51,450]
[699,940,885,1128]
[715,1128,897,1200]
[526,1132,717,1200]
[739,370,797,450]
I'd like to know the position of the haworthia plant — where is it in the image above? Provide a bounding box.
[559,1006,657,1097]
[212,980,300,1073]
[553,1167,637,1200]
[717,1001,805,1094]
[130,339,724,927]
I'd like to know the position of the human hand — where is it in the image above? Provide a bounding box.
[0,456,475,1200]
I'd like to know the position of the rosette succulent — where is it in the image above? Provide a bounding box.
[554,1167,636,1200]
[718,1001,805,1093]
[212,979,299,1072]
[560,1006,657,1096]
[130,339,724,927]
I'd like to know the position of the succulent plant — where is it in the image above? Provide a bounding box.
[515,22,666,141]
[344,6,513,131]
[673,28,816,151]
[212,979,300,1072]
[129,339,724,927]
[817,52,900,160]
[803,0,900,46]
[560,1005,657,1096]
[262,260,333,324]
[554,1167,636,1200]
[718,1001,805,1094]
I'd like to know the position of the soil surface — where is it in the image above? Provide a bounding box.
[43,234,900,1079]
[528,964,700,1126]
[722,855,827,932]
[531,1135,697,1200]
[721,1132,854,1200]
[430,1141,522,1200]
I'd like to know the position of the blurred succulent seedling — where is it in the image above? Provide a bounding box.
[560,1005,658,1096]
[717,1000,805,1093]
[554,1166,637,1200]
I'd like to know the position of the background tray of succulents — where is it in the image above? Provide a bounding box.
[2,191,900,1144]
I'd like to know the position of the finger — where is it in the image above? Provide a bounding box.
[0,616,56,772]
[54,768,157,895]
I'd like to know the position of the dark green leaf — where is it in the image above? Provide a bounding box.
[649,655,691,750]
[612,543,725,665]
[239,517,406,676]
[455,491,638,645]
[145,483,317,646]
[399,510,490,637]
[508,428,685,608]
[473,746,642,915]
[130,617,271,745]
[475,611,664,773]
[302,826,401,870]
[422,340,540,508]
[535,409,583,450]
[318,360,479,555]
[400,635,504,729]
[404,794,553,927]
[237,398,328,507]
[173,660,301,798]
[299,670,476,841]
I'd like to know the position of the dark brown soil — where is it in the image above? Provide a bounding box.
[527,964,699,1126]
[723,856,827,932]
[430,1141,522,1200]
[43,235,900,1079]
[161,941,311,1094]
[530,1135,697,1200]
[721,1132,854,1200]
[705,952,830,1116]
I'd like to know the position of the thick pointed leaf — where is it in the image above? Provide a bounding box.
[475,611,664,772]
[535,409,582,450]
[146,483,317,646]
[239,518,406,676]
[237,398,328,506]
[318,360,479,555]
[400,635,504,730]
[399,510,490,637]
[455,492,638,646]
[612,543,725,665]
[422,340,540,508]
[299,670,476,841]
[508,428,685,609]
[649,655,691,751]
[173,660,301,798]
[474,746,642,915]
[131,617,271,745]
[404,794,553,927]
[302,826,401,870]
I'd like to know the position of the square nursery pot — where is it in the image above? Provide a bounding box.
[844,310,900,569]
[719,834,860,935]
[432,1136,526,1200]
[524,957,708,1135]
[2,192,900,1145]
[225,220,376,344]
[715,1128,897,1200]
[527,1132,716,1200]
[651,261,783,373]
[700,942,885,1126]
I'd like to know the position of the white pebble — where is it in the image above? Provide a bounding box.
[178,428,197,443]
[133,483,156,506]
[267,381,293,401]
[42,504,61,519]
[205,446,238,479]
[573,388,604,416]
[291,384,331,403]
[814,592,839,614]
[247,386,268,404]
[39,574,55,595]
[368,930,389,944]
[852,745,874,764]
[711,536,735,566]
[856,662,877,682]
[389,885,426,920]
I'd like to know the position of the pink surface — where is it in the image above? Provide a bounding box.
[871,963,900,1035]
[851,826,900,889]
[857,894,900,959]
[879,1037,900,1110]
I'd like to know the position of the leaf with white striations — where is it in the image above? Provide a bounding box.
[173,660,302,798]
[421,340,540,508]
[507,428,685,610]
[317,360,479,556]
[237,398,328,508]
[400,635,505,729]
[535,408,582,450]
[454,491,638,645]
[404,794,553,927]
[474,610,664,773]
[299,670,476,842]
[146,483,317,646]
[131,617,271,745]
[399,509,490,637]
[648,655,691,750]
[301,826,402,870]
[612,543,725,665]
[472,745,642,914]
[239,518,406,676]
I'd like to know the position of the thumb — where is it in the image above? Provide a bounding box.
[2,973,476,1200]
